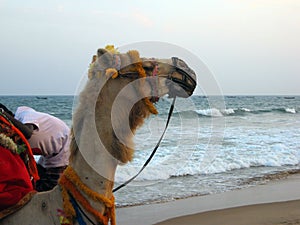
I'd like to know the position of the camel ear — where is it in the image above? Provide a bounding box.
[97,48,108,56]
[97,48,113,67]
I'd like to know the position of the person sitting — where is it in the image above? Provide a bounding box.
[14,106,71,192]
[0,103,32,139]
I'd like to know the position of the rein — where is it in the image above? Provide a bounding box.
[113,96,176,192]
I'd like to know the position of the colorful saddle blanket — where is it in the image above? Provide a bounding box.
[0,145,34,211]
[0,113,38,218]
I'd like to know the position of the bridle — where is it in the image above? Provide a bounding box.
[170,57,197,95]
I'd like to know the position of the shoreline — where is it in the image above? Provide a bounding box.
[155,200,300,225]
[115,169,300,208]
[116,173,300,225]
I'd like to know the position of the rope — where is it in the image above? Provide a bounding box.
[69,196,87,225]
[58,166,116,225]
[113,96,176,192]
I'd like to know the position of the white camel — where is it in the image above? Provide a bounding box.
[0,47,196,225]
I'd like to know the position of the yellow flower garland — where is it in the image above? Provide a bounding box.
[0,133,18,153]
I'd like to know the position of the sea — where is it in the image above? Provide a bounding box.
[0,95,299,207]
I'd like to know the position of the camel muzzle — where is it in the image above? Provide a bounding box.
[166,57,197,98]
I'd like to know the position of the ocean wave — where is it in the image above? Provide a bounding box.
[169,107,298,118]
[285,108,296,114]
[115,157,299,183]
[196,108,223,117]
[115,144,299,182]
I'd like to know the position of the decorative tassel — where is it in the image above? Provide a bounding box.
[127,50,140,63]
[105,45,119,54]
[105,68,119,79]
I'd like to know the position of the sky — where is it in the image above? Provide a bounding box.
[0,0,299,95]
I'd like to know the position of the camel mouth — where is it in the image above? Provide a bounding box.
[167,57,197,98]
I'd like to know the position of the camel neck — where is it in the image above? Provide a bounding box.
[70,151,116,195]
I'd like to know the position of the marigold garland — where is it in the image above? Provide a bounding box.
[0,133,18,153]
[58,166,116,225]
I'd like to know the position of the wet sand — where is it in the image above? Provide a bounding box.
[155,200,300,225]
[116,174,300,225]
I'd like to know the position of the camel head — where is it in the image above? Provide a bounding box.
[80,47,197,164]
[89,48,196,100]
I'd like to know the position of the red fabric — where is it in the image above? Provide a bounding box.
[0,146,34,211]
[32,147,43,155]
[0,116,39,182]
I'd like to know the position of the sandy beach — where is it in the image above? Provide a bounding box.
[116,173,300,225]
[155,200,300,225]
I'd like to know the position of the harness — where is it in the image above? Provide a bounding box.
[170,57,197,95]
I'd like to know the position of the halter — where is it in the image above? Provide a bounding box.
[89,52,196,99]
[170,57,197,94]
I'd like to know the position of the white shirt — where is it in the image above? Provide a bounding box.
[15,106,70,168]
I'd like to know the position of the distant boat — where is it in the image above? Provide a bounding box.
[36,96,48,100]
[284,96,295,99]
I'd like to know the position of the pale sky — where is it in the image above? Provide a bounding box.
[0,0,299,95]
